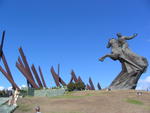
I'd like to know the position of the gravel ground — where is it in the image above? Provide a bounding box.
[14,90,150,113]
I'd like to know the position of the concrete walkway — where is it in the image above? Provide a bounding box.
[0,98,17,113]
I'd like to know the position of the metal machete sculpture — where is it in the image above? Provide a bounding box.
[0,31,19,89]
[99,33,148,90]
[0,31,5,60]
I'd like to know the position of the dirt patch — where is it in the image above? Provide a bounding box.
[14,90,150,113]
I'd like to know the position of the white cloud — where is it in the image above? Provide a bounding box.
[136,76,150,90]
[6,85,27,90]
[0,86,4,90]
[7,86,12,90]
[19,84,27,89]
[21,84,26,87]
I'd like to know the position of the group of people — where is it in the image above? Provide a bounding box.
[7,87,42,113]
[8,88,20,106]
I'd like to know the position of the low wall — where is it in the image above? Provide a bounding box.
[25,88,65,97]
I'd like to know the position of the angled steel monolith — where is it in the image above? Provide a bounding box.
[39,66,47,88]
[0,66,19,89]
[0,31,19,89]
[86,84,91,90]
[51,66,60,87]
[51,66,66,86]
[77,76,83,83]
[70,70,78,83]
[69,76,73,83]
[0,31,5,61]
[2,54,14,81]
[19,47,35,83]
[0,54,19,89]
[31,64,43,88]
[16,62,39,88]
[97,82,101,90]
[18,57,30,87]
[89,77,95,90]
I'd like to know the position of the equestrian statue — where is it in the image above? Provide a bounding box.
[99,33,148,89]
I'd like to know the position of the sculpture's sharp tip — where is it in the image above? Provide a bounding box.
[99,59,104,62]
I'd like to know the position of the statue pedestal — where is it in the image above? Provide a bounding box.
[109,61,142,90]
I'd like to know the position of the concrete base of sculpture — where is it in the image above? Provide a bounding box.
[109,61,144,90]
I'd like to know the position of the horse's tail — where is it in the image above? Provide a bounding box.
[142,57,149,73]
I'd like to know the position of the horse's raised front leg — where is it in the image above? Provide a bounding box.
[99,54,111,62]
[99,54,118,62]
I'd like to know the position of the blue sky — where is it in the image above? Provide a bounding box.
[0,0,150,89]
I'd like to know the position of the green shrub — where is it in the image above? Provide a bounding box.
[0,91,4,97]
[67,83,75,91]
[0,90,7,97]
[20,90,27,96]
[75,82,85,90]
[52,86,61,89]
[67,82,85,92]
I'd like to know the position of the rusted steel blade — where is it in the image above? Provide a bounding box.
[1,54,14,81]
[18,57,30,87]
[77,76,83,83]
[54,66,66,86]
[16,62,39,88]
[58,64,60,76]
[69,76,73,83]
[53,65,66,86]
[18,57,25,68]
[31,64,43,88]
[19,47,35,82]
[16,62,31,87]
[0,66,19,89]
[59,77,66,86]
[0,31,5,52]
[71,70,78,83]
[86,84,91,90]
[39,66,47,88]
[51,66,66,86]
[97,82,101,90]
[89,77,95,90]
[51,66,60,87]
[0,31,5,60]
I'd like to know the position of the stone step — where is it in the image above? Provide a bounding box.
[0,98,9,106]
[0,98,17,113]
[0,105,17,113]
